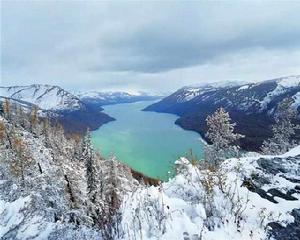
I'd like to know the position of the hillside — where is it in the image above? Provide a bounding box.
[0,103,137,239]
[119,148,300,240]
[0,84,83,111]
[0,84,114,134]
[144,75,300,151]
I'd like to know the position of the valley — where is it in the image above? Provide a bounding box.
[1,78,299,239]
[92,101,204,181]
[2,1,300,239]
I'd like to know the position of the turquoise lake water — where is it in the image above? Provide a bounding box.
[92,101,204,181]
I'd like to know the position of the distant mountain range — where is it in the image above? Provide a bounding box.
[78,91,160,111]
[0,84,159,134]
[2,76,299,151]
[144,75,300,151]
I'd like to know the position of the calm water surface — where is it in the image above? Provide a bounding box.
[92,101,204,180]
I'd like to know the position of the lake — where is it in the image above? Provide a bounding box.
[92,101,204,181]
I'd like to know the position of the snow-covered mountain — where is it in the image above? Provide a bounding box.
[144,75,300,151]
[0,84,83,111]
[0,84,114,134]
[152,75,300,111]
[78,91,160,110]
[176,80,247,103]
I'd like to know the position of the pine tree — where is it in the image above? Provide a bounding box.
[205,108,243,165]
[2,99,10,120]
[82,129,97,196]
[15,105,26,128]
[100,156,122,239]
[29,105,38,133]
[261,98,299,154]
[0,120,5,143]
[10,134,32,183]
[41,118,50,143]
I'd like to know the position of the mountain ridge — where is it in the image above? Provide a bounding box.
[144,75,300,151]
[0,84,84,111]
[0,84,114,134]
[78,90,161,111]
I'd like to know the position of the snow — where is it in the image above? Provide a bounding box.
[0,196,32,237]
[78,90,154,99]
[176,87,205,102]
[16,216,54,240]
[118,147,300,240]
[260,75,300,111]
[278,75,300,88]
[0,85,81,110]
[180,81,245,102]
[238,85,250,91]
[281,145,300,157]
[78,90,149,100]
[292,92,300,109]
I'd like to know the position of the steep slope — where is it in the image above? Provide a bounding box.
[0,96,42,114]
[0,84,82,111]
[144,75,300,151]
[0,84,114,134]
[0,107,137,239]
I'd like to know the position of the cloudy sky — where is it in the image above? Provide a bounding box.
[1,0,300,94]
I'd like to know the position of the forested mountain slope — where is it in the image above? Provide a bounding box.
[0,100,137,239]
[145,75,300,151]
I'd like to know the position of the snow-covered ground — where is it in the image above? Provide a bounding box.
[118,147,300,240]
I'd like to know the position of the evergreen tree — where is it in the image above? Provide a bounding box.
[0,120,5,143]
[10,134,32,183]
[15,105,26,128]
[29,105,38,133]
[2,99,10,120]
[261,97,299,154]
[82,129,97,196]
[205,108,243,165]
[41,118,50,144]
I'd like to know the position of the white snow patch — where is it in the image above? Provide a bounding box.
[238,85,250,91]
[0,196,32,237]
[119,146,300,240]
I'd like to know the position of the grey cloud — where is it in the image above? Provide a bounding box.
[91,12,300,73]
[1,1,300,92]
